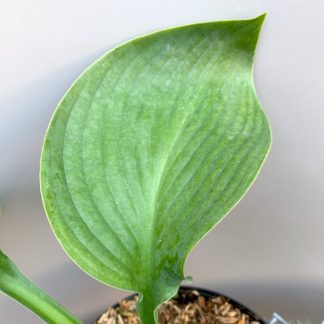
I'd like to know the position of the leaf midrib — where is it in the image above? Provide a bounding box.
[146,30,229,293]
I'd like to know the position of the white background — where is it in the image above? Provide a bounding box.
[0,0,323,322]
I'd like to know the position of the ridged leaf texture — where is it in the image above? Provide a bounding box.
[41,15,271,323]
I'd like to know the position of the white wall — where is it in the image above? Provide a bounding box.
[0,0,323,322]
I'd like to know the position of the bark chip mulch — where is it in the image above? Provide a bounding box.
[96,289,261,324]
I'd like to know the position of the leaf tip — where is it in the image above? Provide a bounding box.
[253,12,267,24]
[248,12,267,34]
[237,12,267,58]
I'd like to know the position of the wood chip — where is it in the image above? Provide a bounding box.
[237,314,246,324]
[198,296,206,310]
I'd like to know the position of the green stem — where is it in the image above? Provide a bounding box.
[0,250,81,324]
[136,292,157,324]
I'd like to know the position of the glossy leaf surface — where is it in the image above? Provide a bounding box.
[41,15,271,323]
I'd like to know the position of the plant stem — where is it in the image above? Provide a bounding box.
[136,293,157,324]
[0,250,81,324]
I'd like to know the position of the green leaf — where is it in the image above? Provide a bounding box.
[41,15,271,323]
[0,250,81,324]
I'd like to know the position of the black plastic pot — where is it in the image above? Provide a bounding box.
[99,286,266,323]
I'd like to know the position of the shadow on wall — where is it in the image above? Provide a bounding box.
[0,260,323,323]
[0,47,110,201]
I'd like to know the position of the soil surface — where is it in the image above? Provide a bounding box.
[96,288,262,324]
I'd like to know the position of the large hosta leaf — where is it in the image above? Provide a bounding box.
[41,15,271,323]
